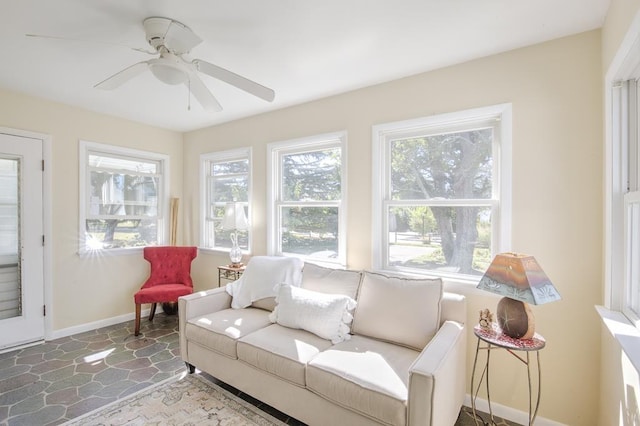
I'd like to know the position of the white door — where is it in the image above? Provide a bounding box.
[0,133,44,350]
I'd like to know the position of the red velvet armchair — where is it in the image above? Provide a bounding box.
[134,246,197,336]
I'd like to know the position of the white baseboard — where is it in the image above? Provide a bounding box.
[48,308,151,340]
[464,395,567,426]
[0,339,44,354]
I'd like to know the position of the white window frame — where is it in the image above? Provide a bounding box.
[267,132,347,266]
[599,11,640,374]
[610,80,640,325]
[199,147,252,254]
[79,140,169,256]
[624,191,640,325]
[372,104,512,282]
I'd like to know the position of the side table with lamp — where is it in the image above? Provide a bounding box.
[472,252,561,425]
[217,264,245,286]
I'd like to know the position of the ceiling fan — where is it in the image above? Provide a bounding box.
[31,17,275,112]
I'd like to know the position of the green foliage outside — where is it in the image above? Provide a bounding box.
[86,219,155,248]
[397,245,492,274]
[388,126,494,275]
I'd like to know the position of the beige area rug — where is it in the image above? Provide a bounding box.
[63,373,287,426]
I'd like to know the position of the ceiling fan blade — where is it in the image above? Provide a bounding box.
[193,59,275,102]
[186,71,222,112]
[95,61,150,90]
[26,33,155,54]
[163,20,202,54]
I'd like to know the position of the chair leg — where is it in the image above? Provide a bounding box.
[134,304,141,336]
[149,303,157,322]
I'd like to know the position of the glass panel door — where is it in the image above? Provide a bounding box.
[0,158,20,320]
[0,132,44,350]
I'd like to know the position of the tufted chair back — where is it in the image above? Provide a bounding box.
[141,246,197,289]
[133,246,197,336]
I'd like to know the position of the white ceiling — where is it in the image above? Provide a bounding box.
[1,0,611,132]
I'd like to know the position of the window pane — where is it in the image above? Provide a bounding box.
[387,205,492,275]
[212,227,249,251]
[89,153,158,174]
[211,176,248,203]
[89,172,158,217]
[390,128,493,200]
[282,148,341,201]
[85,218,157,249]
[629,199,640,316]
[213,159,249,175]
[281,206,339,260]
[206,204,249,250]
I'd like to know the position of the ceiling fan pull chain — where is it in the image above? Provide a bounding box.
[187,77,191,111]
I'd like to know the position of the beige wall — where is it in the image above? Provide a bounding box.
[0,26,605,424]
[602,0,640,71]
[0,89,185,330]
[184,31,603,424]
[599,1,640,425]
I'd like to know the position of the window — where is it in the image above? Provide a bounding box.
[372,105,512,281]
[200,148,251,253]
[613,79,640,325]
[79,141,168,253]
[599,18,640,369]
[267,132,346,265]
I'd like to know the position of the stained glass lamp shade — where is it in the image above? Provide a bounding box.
[476,253,561,339]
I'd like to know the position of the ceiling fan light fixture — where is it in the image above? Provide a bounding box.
[91,16,275,111]
[150,63,187,85]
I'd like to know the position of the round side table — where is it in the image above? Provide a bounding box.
[470,323,546,426]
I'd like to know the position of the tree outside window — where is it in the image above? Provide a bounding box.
[80,142,168,252]
[201,149,251,252]
[268,133,346,265]
[373,105,511,280]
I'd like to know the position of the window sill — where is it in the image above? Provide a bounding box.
[78,246,143,258]
[596,305,640,374]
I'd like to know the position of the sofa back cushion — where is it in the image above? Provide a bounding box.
[301,263,362,300]
[351,271,443,350]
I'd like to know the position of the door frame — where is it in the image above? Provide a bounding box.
[0,127,52,343]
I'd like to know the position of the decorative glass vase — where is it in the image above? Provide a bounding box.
[229,232,242,265]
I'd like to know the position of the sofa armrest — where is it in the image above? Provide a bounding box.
[178,287,232,362]
[408,320,466,426]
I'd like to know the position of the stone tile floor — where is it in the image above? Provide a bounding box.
[1,311,515,426]
[0,312,185,426]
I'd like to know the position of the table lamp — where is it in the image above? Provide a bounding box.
[222,202,248,266]
[476,252,561,339]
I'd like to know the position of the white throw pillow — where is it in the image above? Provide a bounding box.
[269,283,357,344]
[226,256,303,309]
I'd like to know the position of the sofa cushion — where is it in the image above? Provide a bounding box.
[237,324,333,387]
[306,335,420,426]
[269,284,356,344]
[352,271,442,351]
[185,308,271,359]
[301,262,362,300]
[226,256,303,309]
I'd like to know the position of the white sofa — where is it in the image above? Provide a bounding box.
[179,259,466,426]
